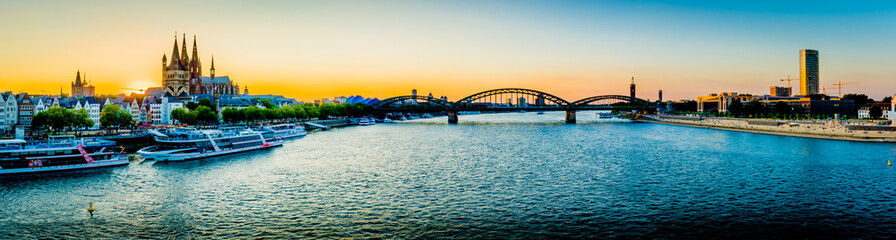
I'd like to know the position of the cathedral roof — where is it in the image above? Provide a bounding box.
[200,76,232,84]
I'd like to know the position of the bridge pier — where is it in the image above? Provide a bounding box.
[447,111,458,124]
[565,110,576,124]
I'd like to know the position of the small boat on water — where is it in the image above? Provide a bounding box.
[536,111,545,115]
[138,127,282,162]
[406,115,420,120]
[597,112,613,118]
[382,117,393,123]
[253,123,306,141]
[0,135,129,175]
[399,115,408,121]
[421,113,433,118]
[359,117,376,126]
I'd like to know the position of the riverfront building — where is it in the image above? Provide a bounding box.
[697,91,854,116]
[800,49,820,95]
[770,86,791,97]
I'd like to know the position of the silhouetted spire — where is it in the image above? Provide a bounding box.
[191,35,199,63]
[210,55,215,78]
[181,33,188,65]
[75,70,82,85]
[170,35,180,67]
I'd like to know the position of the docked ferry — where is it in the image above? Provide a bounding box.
[137,127,282,162]
[255,123,306,141]
[358,117,375,126]
[0,135,129,175]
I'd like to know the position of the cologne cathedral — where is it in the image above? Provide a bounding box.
[162,34,240,97]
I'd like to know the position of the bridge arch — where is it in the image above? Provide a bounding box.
[371,95,452,110]
[571,95,651,108]
[451,88,571,110]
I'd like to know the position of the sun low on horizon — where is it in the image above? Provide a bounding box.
[2,0,896,102]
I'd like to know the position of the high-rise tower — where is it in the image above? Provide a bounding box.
[630,77,636,98]
[800,49,819,95]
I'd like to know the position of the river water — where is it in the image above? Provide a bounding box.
[2,111,896,239]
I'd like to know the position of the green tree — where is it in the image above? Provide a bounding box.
[259,99,275,109]
[171,108,188,124]
[881,96,892,104]
[319,103,338,119]
[727,100,743,117]
[774,101,791,116]
[72,108,94,130]
[747,99,762,117]
[222,107,244,124]
[244,106,264,123]
[841,94,873,112]
[100,104,134,130]
[292,104,308,119]
[264,107,281,120]
[198,98,217,112]
[870,105,883,119]
[195,106,218,125]
[302,104,319,119]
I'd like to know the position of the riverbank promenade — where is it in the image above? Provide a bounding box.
[642,115,896,142]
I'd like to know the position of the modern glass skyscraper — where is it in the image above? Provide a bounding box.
[800,49,819,95]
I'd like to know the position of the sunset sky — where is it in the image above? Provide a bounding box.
[1,0,895,102]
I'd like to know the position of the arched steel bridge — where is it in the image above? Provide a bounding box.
[371,88,653,123]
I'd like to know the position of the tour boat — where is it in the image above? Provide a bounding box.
[255,123,306,141]
[597,112,613,118]
[382,117,393,123]
[137,127,282,162]
[359,117,376,126]
[0,135,129,175]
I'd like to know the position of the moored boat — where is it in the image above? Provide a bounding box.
[359,117,375,126]
[0,135,129,175]
[138,127,282,162]
[254,123,307,141]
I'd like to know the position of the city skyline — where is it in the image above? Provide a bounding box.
[2,1,896,101]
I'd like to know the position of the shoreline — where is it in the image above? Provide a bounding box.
[640,116,896,143]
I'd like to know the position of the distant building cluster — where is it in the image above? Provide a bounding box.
[663,49,888,120]
[0,35,313,135]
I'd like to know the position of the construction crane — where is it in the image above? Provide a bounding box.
[779,76,797,89]
[832,81,859,97]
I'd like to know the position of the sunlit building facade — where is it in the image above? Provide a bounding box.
[800,49,819,95]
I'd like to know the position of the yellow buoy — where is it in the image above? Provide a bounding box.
[889,160,892,167]
[88,202,94,215]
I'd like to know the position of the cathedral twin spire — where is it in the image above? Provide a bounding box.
[165,33,204,72]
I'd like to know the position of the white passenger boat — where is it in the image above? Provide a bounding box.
[254,123,306,141]
[382,117,393,123]
[359,117,375,126]
[0,135,129,175]
[137,127,282,162]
